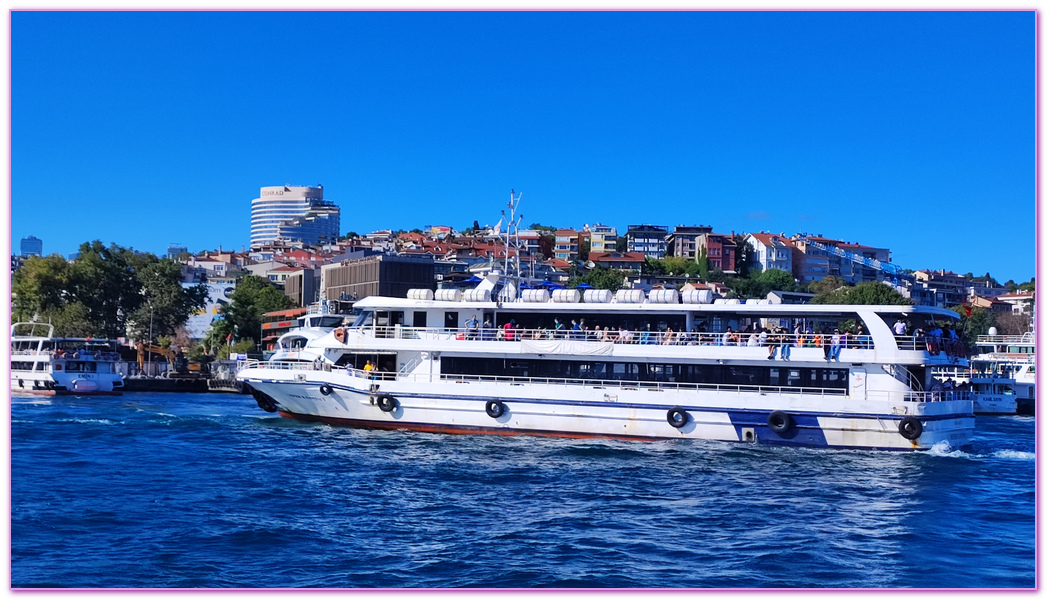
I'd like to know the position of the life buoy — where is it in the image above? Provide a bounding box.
[666,406,688,428]
[767,410,795,434]
[485,399,506,418]
[376,394,397,412]
[319,384,333,396]
[334,328,346,344]
[898,416,923,440]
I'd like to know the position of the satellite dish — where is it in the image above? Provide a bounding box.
[586,261,595,269]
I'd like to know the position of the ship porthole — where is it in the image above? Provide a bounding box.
[666,407,688,428]
[377,394,397,412]
[767,410,795,434]
[898,416,923,440]
[319,384,333,396]
[485,399,506,418]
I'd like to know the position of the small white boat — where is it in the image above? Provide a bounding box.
[11,322,124,396]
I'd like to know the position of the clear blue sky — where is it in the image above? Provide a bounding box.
[10,10,1036,283]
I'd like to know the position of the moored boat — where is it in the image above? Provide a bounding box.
[11,322,124,396]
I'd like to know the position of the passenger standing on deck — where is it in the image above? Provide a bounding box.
[893,319,907,336]
[483,317,493,340]
[780,327,792,360]
[465,315,479,340]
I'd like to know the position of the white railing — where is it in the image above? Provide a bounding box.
[360,325,881,350]
[976,333,1035,346]
[867,390,971,404]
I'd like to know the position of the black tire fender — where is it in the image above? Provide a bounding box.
[376,394,397,412]
[319,384,333,396]
[898,416,923,440]
[485,399,506,418]
[666,406,688,428]
[767,410,795,434]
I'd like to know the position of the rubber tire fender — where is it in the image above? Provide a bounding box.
[898,416,923,440]
[485,399,506,418]
[376,394,397,412]
[767,410,795,434]
[319,384,333,396]
[666,406,689,428]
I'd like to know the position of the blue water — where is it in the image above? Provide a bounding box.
[11,392,1036,589]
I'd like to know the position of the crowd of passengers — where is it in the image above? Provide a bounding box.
[452,315,963,355]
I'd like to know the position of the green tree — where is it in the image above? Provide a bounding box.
[950,305,996,348]
[569,266,626,292]
[12,254,72,322]
[643,257,667,276]
[578,238,591,263]
[213,275,295,346]
[809,275,848,295]
[615,236,629,252]
[126,258,209,342]
[697,247,709,280]
[815,281,911,305]
[66,241,144,339]
[755,269,796,292]
[733,235,754,278]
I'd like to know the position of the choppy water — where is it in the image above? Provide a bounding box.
[11,391,1036,589]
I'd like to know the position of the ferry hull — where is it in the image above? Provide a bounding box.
[972,394,1018,416]
[242,371,975,451]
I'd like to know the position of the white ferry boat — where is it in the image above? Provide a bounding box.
[969,332,1035,415]
[10,322,125,395]
[237,275,975,451]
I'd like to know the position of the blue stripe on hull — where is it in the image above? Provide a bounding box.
[728,410,830,448]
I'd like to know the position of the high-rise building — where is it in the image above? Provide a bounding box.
[250,185,340,248]
[167,244,188,259]
[20,235,42,257]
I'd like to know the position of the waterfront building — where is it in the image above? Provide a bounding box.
[995,290,1035,315]
[625,224,669,259]
[790,235,891,285]
[20,236,42,257]
[320,254,435,301]
[912,269,968,308]
[666,225,713,258]
[588,251,646,271]
[250,185,340,248]
[587,224,618,254]
[554,229,584,262]
[745,232,794,274]
[696,231,737,273]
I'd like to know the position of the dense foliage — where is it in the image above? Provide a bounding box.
[202,275,295,350]
[12,241,207,339]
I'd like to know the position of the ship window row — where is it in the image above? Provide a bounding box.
[441,357,848,390]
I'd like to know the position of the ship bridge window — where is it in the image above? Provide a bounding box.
[281,336,308,350]
[318,316,345,328]
[65,361,97,373]
[351,311,374,328]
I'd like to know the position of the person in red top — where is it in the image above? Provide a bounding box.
[503,320,516,341]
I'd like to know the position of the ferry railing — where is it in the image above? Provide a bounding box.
[867,390,971,404]
[362,326,881,350]
[355,325,968,356]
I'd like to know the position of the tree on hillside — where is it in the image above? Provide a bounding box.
[814,281,910,305]
[809,275,848,295]
[578,238,591,263]
[615,237,629,253]
[697,247,709,280]
[65,241,145,339]
[950,305,996,348]
[529,223,557,232]
[569,266,626,292]
[732,235,754,279]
